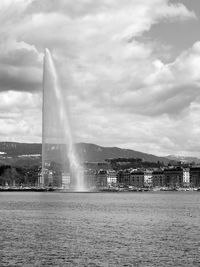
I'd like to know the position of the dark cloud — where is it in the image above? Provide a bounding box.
[0,66,41,92]
[0,41,42,92]
[0,46,41,67]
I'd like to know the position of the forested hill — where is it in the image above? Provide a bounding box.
[0,142,170,164]
[0,142,41,157]
[76,143,170,164]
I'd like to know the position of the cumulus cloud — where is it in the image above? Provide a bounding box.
[0,90,42,142]
[0,39,42,92]
[0,0,199,157]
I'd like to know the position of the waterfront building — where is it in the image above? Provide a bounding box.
[84,169,97,189]
[130,170,144,188]
[183,168,190,187]
[164,167,183,188]
[190,167,200,187]
[96,169,107,188]
[107,170,117,186]
[62,173,70,189]
[152,170,165,187]
[144,170,153,187]
[117,170,123,185]
[117,170,130,186]
[42,169,51,186]
[51,171,62,187]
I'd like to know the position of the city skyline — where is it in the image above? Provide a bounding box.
[0,0,200,157]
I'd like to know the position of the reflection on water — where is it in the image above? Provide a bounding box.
[0,192,200,266]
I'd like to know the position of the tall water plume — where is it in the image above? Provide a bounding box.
[42,48,86,191]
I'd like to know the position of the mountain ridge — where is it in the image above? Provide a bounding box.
[1,142,199,164]
[0,141,171,164]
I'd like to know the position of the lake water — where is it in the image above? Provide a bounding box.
[0,192,200,266]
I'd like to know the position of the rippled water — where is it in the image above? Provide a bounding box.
[0,192,200,266]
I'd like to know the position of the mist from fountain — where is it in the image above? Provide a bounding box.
[42,48,86,191]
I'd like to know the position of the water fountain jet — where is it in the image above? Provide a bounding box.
[42,48,87,192]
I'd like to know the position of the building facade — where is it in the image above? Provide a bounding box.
[130,171,144,188]
[96,169,107,188]
[107,170,117,186]
[183,168,190,187]
[84,169,97,189]
[117,170,130,186]
[164,167,183,188]
[190,167,200,187]
[144,170,153,187]
[152,170,165,187]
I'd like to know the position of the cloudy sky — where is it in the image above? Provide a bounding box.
[0,0,200,157]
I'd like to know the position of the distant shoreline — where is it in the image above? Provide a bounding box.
[0,188,53,192]
[0,187,199,193]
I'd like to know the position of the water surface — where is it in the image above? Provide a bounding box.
[0,192,200,266]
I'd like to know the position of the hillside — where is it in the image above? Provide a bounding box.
[0,142,41,157]
[0,142,171,165]
[75,143,170,164]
